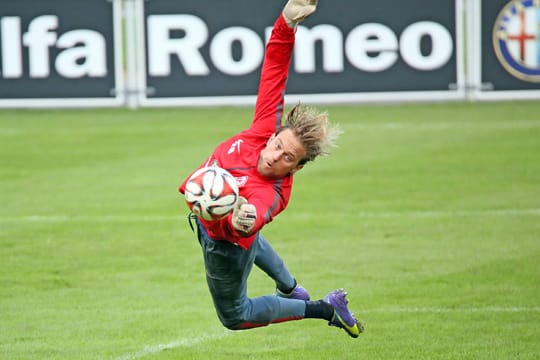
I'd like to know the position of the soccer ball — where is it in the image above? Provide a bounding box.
[184,166,239,221]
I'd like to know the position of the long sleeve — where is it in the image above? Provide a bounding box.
[250,14,296,137]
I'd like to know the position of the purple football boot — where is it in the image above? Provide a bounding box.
[324,289,364,338]
[275,284,310,301]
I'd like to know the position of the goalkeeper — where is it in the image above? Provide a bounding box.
[179,0,363,338]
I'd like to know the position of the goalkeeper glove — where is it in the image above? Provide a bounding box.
[283,0,318,27]
[232,197,257,234]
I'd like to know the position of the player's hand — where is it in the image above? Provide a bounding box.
[283,0,318,27]
[232,197,257,234]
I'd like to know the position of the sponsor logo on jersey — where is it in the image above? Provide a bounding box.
[228,139,244,155]
[493,0,540,82]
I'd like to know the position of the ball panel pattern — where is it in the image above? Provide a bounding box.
[184,166,239,221]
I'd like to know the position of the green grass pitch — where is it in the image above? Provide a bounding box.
[1,101,539,359]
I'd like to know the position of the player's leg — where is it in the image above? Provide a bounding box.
[197,225,306,329]
[238,295,306,329]
[197,224,256,329]
[253,235,364,337]
[254,234,294,291]
[254,234,310,300]
[196,225,361,336]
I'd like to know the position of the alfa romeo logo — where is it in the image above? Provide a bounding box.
[493,0,540,82]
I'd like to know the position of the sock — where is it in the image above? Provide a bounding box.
[304,300,334,321]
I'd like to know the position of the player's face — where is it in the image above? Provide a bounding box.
[257,128,306,179]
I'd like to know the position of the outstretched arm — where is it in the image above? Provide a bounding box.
[250,0,318,137]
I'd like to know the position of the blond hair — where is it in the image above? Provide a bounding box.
[281,103,342,164]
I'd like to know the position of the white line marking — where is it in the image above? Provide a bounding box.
[113,331,232,360]
[344,120,540,130]
[353,209,540,218]
[0,215,182,223]
[1,209,539,223]
[363,306,540,314]
[112,306,538,359]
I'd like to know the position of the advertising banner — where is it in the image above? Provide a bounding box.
[139,0,464,106]
[476,0,540,99]
[7,0,535,107]
[0,0,124,107]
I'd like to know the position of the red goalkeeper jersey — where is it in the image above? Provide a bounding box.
[179,15,295,250]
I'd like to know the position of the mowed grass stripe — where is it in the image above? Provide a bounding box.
[113,305,540,360]
[1,102,539,360]
[113,332,233,360]
[1,208,539,223]
[363,306,540,313]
